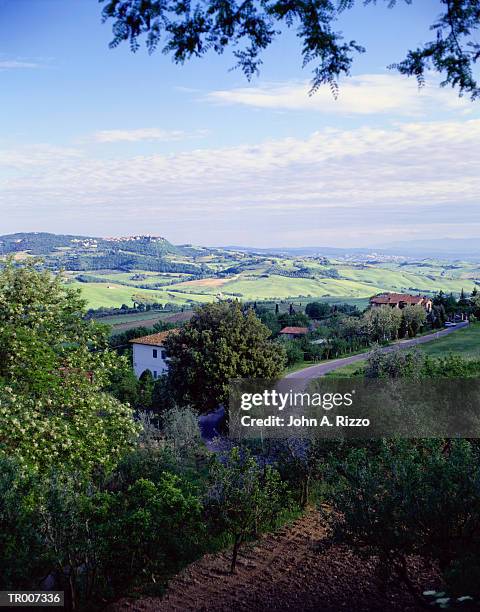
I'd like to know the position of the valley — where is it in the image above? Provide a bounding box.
[1,233,479,310]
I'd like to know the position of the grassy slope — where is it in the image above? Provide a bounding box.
[418,323,480,359]
[325,324,480,377]
[66,254,479,309]
[336,266,476,294]
[191,275,388,299]
[70,281,213,309]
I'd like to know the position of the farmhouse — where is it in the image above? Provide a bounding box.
[370,293,433,312]
[279,326,309,339]
[130,330,177,379]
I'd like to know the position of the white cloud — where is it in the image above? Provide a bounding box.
[206,73,472,116]
[0,144,84,169]
[0,119,479,244]
[91,128,208,143]
[0,60,41,70]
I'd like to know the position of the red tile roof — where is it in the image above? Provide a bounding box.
[279,326,309,335]
[129,329,178,346]
[370,293,430,305]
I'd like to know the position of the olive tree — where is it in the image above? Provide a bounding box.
[326,439,480,604]
[401,304,427,338]
[362,305,402,342]
[207,447,286,572]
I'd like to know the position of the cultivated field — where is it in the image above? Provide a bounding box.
[3,233,479,309]
[70,260,479,309]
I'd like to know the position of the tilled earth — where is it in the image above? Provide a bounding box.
[109,510,440,612]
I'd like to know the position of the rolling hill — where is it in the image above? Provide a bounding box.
[1,233,479,309]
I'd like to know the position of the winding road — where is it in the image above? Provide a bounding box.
[285,321,469,382]
[199,322,469,438]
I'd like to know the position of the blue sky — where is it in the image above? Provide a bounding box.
[0,0,478,246]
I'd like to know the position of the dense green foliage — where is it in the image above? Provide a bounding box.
[326,439,480,603]
[0,259,138,472]
[0,454,206,608]
[165,301,286,411]
[207,447,287,572]
[366,347,480,380]
[2,250,480,609]
[0,425,299,608]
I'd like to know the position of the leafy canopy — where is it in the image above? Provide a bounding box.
[100,0,480,98]
[0,259,138,472]
[164,301,286,412]
[207,446,286,572]
[327,439,480,601]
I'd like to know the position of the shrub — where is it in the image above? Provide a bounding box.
[326,439,480,604]
[162,406,203,460]
[365,347,423,379]
[282,339,305,365]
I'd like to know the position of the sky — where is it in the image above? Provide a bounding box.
[0,0,478,247]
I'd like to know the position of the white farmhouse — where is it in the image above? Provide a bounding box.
[129,330,177,379]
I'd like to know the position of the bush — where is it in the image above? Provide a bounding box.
[0,384,138,473]
[305,302,331,319]
[0,462,204,609]
[162,406,203,460]
[365,347,423,379]
[0,458,46,589]
[326,439,480,604]
[422,353,480,378]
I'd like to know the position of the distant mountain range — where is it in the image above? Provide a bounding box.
[382,238,480,259]
[223,238,480,261]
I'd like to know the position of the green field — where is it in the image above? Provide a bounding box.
[324,324,480,377]
[69,281,216,309]
[418,323,480,359]
[71,263,478,309]
[7,233,478,309]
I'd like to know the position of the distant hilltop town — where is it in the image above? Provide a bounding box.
[102,235,169,243]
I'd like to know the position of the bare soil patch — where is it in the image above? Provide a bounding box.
[174,277,233,288]
[109,510,440,612]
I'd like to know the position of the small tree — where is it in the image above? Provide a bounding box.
[305,302,331,320]
[138,369,155,408]
[278,311,309,328]
[400,304,427,338]
[471,293,480,318]
[207,447,286,573]
[363,306,402,342]
[257,309,282,336]
[281,339,305,366]
[162,406,202,459]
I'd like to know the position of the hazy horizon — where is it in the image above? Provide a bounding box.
[2,230,480,255]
